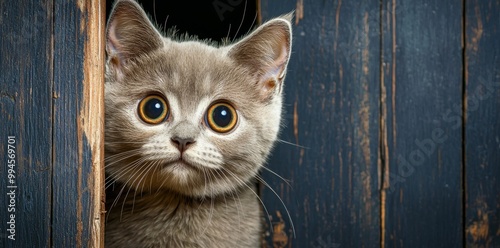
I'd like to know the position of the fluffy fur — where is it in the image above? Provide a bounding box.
[104,1,292,247]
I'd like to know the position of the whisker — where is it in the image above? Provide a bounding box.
[218,169,243,231]
[106,183,126,223]
[125,160,157,216]
[200,168,209,204]
[163,16,169,34]
[149,160,162,192]
[233,0,248,40]
[199,169,217,237]
[277,139,310,149]
[219,167,273,235]
[106,167,140,223]
[249,10,257,30]
[104,149,142,164]
[154,165,170,195]
[137,161,153,194]
[255,175,296,238]
[105,157,147,190]
[261,166,292,187]
[226,23,232,40]
[105,159,139,188]
[118,159,153,219]
[104,141,146,145]
[153,0,157,27]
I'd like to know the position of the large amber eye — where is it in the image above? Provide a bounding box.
[138,95,169,124]
[206,102,238,133]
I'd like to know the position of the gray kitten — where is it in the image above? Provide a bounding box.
[104,0,292,247]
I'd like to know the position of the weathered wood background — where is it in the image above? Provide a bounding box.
[1,0,499,247]
[0,0,105,247]
[259,0,500,247]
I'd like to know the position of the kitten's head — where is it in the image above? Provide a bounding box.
[105,0,292,197]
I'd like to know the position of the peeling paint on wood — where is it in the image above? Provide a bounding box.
[261,0,380,246]
[469,3,483,53]
[52,0,105,247]
[295,0,303,25]
[272,211,290,248]
[465,0,500,246]
[467,200,490,243]
[0,1,53,247]
[81,0,106,246]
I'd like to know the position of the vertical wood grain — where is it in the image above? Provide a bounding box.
[381,0,463,247]
[0,0,53,247]
[260,1,381,247]
[1,0,104,246]
[52,0,105,247]
[465,0,500,247]
[84,1,106,247]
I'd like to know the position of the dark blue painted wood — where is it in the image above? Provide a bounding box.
[0,0,53,247]
[51,1,95,247]
[465,0,500,246]
[381,0,463,247]
[260,1,381,247]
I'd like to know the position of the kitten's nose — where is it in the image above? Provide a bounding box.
[171,137,195,153]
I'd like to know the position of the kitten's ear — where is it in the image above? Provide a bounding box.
[228,14,293,100]
[106,0,163,69]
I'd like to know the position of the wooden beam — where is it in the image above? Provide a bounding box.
[465,0,500,246]
[259,0,381,246]
[381,0,464,246]
[0,0,53,246]
[52,0,105,246]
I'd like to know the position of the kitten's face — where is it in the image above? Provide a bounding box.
[105,0,292,197]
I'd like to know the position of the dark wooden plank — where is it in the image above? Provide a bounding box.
[465,0,500,246]
[381,0,463,247]
[52,0,105,246]
[0,0,53,247]
[260,1,381,247]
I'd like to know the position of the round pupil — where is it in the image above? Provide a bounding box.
[212,105,232,127]
[144,98,164,119]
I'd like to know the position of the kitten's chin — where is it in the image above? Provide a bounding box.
[162,159,198,172]
[158,157,214,188]
[158,159,199,185]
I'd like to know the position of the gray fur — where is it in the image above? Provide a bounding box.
[105,1,292,247]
